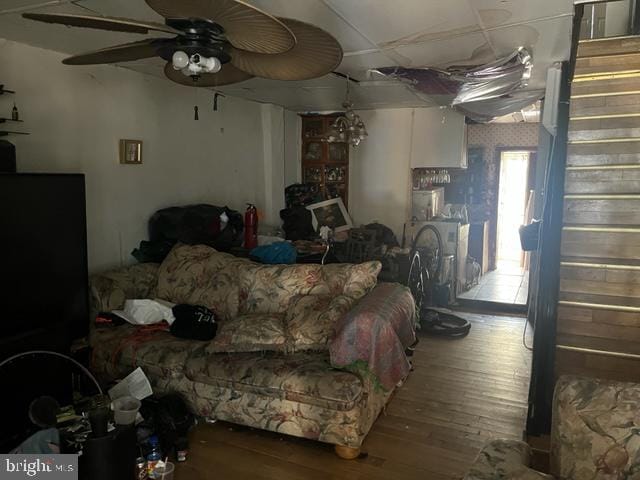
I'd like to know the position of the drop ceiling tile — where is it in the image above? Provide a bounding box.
[391,32,489,68]
[81,0,166,22]
[339,51,398,80]
[0,3,160,56]
[0,0,73,13]
[469,0,573,28]
[323,0,479,47]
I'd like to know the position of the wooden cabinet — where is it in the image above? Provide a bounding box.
[300,114,350,207]
[410,108,467,169]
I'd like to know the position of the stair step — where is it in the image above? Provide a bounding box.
[568,141,640,167]
[571,94,640,116]
[568,125,640,142]
[570,116,640,132]
[578,36,640,57]
[571,77,640,97]
[565,166,640,194]
[574,66,640,79]
[576,52,640,74]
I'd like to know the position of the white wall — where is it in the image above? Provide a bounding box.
[0,39,282,272]
[349,108,415,241]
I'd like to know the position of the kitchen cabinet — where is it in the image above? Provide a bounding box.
[410,108,467,169]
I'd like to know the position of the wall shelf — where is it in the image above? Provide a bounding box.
[0,118,23,123]
[0,131,30,137]
[0,86,15,95]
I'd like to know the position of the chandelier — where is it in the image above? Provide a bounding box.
[325,77,367,147]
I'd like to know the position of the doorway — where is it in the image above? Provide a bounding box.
[458,149,534,307]
[497,151,530,271]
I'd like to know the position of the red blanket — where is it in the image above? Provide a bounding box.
[330,283,416,390]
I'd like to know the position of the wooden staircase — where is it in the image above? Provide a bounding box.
[556,36,640,381]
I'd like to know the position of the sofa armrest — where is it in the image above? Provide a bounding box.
[464,440,553,480]
[89,263,160,316]
[551,375,640,479]
[330,282,416,390]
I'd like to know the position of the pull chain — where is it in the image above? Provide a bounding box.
[194,88,199,120]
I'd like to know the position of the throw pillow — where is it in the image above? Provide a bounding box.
[285,295,354,352]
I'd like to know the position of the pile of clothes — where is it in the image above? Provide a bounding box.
[97,299,217,341]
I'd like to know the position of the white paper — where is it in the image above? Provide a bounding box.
[114,298,175,325]
[108,367,153,401]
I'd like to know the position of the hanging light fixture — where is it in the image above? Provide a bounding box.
[325,76,368,147]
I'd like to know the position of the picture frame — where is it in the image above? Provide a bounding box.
[306,197,353,233]
[119,139,143,164]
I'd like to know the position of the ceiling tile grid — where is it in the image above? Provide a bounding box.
[0,0,574,111]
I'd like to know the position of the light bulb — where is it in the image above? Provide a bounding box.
[202,56,222,73]
[172,50,189,70]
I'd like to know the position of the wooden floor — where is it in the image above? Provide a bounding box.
[176,312,532,480]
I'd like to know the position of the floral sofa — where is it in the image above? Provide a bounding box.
[464,375,640,479]
[89,244,416,456]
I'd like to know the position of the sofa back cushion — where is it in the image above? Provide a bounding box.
[156,244,246,320]
[318,261,382,299]
[236,260,381,315]
[237,263,325,314]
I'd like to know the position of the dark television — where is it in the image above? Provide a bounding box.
[0,173,89,352]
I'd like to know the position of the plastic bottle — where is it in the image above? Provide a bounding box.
[146,436,162,478]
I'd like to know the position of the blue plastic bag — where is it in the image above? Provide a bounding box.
[250,241,297,264]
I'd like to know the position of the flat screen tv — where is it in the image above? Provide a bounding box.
[0,173,89,350]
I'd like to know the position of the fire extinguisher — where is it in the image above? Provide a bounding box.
[244,203,258,250]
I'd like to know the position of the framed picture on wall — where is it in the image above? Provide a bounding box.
[306,197,353,233]
[119,139,143,164]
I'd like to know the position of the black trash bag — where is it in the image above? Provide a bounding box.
[132,204,244,263]
[138,393,195,461]
[519,220,541,251]
[364,222,399,248]
[170,304,217,341]
[280,206,315,241]
[131,239,175,263]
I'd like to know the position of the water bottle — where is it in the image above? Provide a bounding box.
[146,436,162,478]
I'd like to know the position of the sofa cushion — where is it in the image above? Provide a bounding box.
[285,295,354,352]
[185,351,363,411]
[237,263,326,314]
[206,314,287,353]
[90,325,205,379]
[317,261,382,299]
[156,244,245,320]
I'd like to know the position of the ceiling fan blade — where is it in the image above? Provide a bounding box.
[22,13,179,35]
[163,61,253,87]
[230,18,342,81]
[145,0,294,54]
[63,39,166,65]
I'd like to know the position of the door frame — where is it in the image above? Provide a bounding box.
[491,146,538,271]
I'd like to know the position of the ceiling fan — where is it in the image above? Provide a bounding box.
[22,0,343,87]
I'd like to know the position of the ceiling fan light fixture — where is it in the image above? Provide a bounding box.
[172,52,223,77]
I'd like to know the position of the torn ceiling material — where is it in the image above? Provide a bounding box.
[373,47,543,122]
